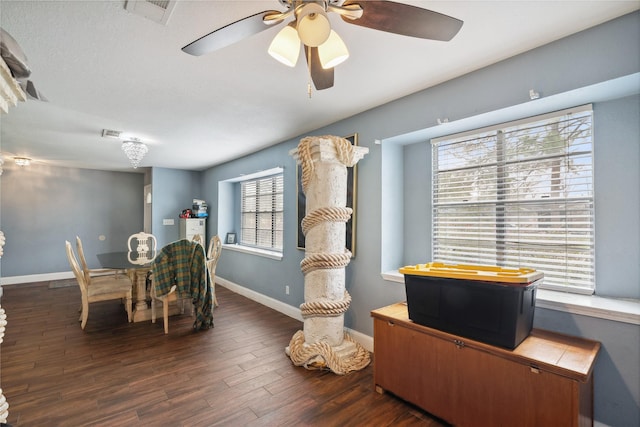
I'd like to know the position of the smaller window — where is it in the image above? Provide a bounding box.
[240,173,283,252]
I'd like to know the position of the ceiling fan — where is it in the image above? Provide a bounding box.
[182,1,463,92]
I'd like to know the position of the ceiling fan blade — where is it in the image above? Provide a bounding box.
[182,10,283,56]
[24,80,48,102]
[304,46,334,91]
[342,1,463,41]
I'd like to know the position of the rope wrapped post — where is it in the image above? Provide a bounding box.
[0,230,8,424]
[0,306,7,425]
[287,136,370,374]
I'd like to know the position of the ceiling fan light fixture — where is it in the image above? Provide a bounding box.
[318,30,349,69]
[268,24,300,67]
[296,3,331,47]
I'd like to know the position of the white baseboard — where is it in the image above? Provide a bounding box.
[216,276,304,322]
[1,271,74,286]
[345,327,374,353]
[216,276,374,353]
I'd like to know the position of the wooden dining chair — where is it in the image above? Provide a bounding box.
[76,236,122,278]
[150,240,212,334]
[149,279,180,334]
[127,232,157,254]
[65,241,133,329]
[207,235,223,307]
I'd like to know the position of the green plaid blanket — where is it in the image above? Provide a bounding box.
[151,239,213,330]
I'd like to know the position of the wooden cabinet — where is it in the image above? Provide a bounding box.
[374,317,456,420]
[372,303,600,427]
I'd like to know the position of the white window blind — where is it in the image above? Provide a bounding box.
[432,105,594,294]
[240,173,284,251]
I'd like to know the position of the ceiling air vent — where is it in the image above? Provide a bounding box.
[125,0,177,25]
[101,129,122,139]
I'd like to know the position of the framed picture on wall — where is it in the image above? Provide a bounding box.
[297,133,358,257]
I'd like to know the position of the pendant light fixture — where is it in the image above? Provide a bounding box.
[121,139,148,169]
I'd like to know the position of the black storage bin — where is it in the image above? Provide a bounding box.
[400,263,543,349]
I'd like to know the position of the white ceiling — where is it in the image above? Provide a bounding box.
[1,1,638,172]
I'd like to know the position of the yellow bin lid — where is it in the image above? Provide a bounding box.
[399,262,543,284]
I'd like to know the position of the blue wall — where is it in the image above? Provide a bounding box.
[0,164,144,276]
[593,95,640,297]
[150,167,203,247]
[202,144,307,305]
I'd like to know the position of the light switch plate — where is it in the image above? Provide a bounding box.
[163,219,174,225]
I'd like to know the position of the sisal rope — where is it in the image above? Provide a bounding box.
[300,251,352,275]
[297,135,361,194]
[287,330,371,375]
[301,206,352,236]
[300,291,352,318]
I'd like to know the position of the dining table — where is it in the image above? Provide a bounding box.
[97,250,157,322]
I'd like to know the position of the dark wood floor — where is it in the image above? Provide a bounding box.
[0,281,447,426]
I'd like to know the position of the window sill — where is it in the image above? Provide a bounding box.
[222,243,282,260]
[382,270,640,325]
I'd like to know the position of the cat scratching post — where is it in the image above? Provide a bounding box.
[286,135,370,374]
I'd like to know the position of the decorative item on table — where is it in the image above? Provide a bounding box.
[179,209,192,218]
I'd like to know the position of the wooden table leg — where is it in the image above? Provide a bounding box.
[132,268,152,322]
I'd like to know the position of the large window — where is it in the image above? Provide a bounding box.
[432,105,594,294]
[240,173,284,251]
